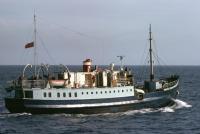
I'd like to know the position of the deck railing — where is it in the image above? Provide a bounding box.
[22,80,47,89]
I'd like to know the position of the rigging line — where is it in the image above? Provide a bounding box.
[151,34,164,76]
[37,33,57,65]
[152,41,162,65]
[139,50,149,80]
[151,42,168,66]
[139,39,149,65]
[38,16,102,42]
[151,35,168,66]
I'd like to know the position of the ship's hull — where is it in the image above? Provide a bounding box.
[5,86,178,114]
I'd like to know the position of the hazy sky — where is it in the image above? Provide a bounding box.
[0,0,199,65]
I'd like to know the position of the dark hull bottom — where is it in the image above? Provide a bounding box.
[5,87,178,114]
[5,97,177,114]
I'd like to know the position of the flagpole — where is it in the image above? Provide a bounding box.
[34,13,37,77]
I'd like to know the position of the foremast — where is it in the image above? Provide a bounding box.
[33,13,37,77]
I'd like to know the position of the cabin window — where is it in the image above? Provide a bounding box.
[24,91,33,98]
[100,91,103,94]
[57,93,60,98]
[91,92,93,94]
[96,91,98,94]
[130,89,132,91]
[126,89,128,92]
[63,93,66,97]
[118,90,120,93]
[48,92,51,97]
[82,92,84,95]
[109,91,111,93]
[122,90,124,92]
[87,92,89,95]
[113,90,116,93]
[105,91,107,94]
[69,92,71,97]
[44,92,47,97]
[75,92,77,97]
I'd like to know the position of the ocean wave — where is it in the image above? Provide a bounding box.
[97,99,192,116]
[0,112,32,119]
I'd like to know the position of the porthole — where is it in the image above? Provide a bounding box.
[100,91,103,94]
[113,90,115,93]
[126,89,128,92]
[75,92,77,97]
[87,92,89,95]
[57,92,60,97]
[118,90,120,93]
[48,92,51,97]
[109,91,111,93]
[122,90,124,92]
[105,91,107,93]
[96,91,98,94]
[63,92,66,97]
[69,92,71,97]
[91,92,93,94]
[130,89,132,91]
[44,92,47,97]
[82,92,84,95]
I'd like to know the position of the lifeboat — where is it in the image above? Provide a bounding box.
[49,80,66,87]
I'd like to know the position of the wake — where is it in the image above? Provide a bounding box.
[124,99,192,115]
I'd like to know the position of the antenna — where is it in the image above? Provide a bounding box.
[117,56,125,70]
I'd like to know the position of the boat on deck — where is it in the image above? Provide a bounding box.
[4,18,179,114]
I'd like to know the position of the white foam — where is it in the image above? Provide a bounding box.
[160,107,175,113]
[174,99,192,109]
[58,99,192,117]
[123,108,155,115]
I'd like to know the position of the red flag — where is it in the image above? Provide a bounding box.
[25,42,34,48]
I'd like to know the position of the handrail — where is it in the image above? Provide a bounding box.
[23,64,33,77]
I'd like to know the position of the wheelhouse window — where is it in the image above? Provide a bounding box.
[24,91,33,98]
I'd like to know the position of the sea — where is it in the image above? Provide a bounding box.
[0,65,198,134]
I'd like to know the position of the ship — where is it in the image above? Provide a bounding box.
[4,16,179,114]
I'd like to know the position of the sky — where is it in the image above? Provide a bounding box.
[0,0,200,65]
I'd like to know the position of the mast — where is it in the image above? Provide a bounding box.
[34,13,37,77]
[149,24,154,81]
[117,56,125,71]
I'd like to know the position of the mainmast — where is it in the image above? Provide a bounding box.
[33,13,37,77]
[149,24,154,81]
